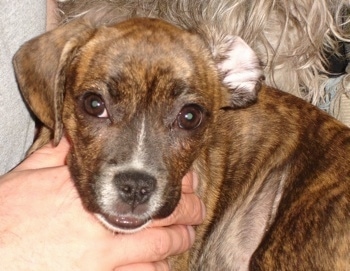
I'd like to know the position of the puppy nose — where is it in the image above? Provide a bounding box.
[115,171,156,206]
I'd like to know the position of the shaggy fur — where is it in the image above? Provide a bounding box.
[56,0,350,113]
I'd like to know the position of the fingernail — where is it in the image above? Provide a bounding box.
[192,171,199,191]
[187,225,196,245]
[200,200,206,221]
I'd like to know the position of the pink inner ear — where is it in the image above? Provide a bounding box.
[217,36,263,93]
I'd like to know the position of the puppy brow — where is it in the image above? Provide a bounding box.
[105,76,125,100]
[168,79,190,98]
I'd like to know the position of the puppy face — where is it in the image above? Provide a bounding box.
[62,19,223,231]
[14,17,262,232]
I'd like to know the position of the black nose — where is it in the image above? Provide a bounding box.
[115,171,157,206]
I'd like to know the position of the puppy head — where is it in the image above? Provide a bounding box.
[14,17,262,232]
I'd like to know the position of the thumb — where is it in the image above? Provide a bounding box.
[14,137,71,171]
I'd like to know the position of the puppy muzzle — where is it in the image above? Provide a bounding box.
[94,169,162,233]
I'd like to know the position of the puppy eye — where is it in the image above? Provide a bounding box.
[83,93,108,118]
[176,104,203,130]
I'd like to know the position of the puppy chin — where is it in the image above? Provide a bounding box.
[95,213,152,233]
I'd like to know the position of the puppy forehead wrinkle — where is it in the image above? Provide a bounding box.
[73,21,213,101]
[100,21,197,68]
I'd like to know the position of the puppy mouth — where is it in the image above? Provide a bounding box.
[96,212,151,233]
[92,170,175,233]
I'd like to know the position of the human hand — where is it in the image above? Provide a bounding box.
[0,137,205,271]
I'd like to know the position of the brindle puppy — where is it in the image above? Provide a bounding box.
[13,17,350,270]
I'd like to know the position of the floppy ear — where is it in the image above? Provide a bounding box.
[216,36,263,108]
[13,19,95,144]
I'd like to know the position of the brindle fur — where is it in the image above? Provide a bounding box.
[13,17,350,270]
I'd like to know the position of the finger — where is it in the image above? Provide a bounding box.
[14,137,70,171]
[115,260,169,271]
[151,192,205,227]
[88,225,195,269]
[181,171,199,194]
